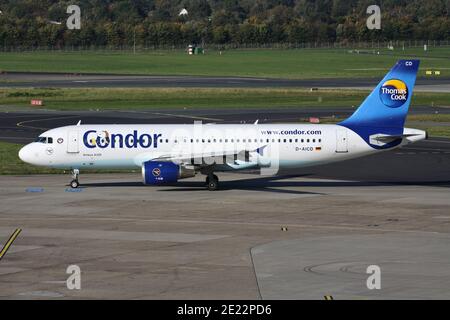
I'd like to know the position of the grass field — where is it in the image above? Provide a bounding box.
[0,141,140,175]
[1,87,449,111]
[0,141,62,174]
[0,47,449,79]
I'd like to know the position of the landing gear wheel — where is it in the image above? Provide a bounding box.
[206,174,219,191]
[70,179,79,189]
[70,169,80,188]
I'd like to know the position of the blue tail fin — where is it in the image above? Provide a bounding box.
[339,60,420,148]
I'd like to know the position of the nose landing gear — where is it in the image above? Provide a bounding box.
[70,169,80,188]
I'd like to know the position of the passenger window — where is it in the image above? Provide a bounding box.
[47,137,53,144]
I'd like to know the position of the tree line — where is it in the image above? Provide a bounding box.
[0,0,448,49]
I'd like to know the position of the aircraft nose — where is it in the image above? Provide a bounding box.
[18,145,32,164]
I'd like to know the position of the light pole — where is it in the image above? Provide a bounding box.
[133,26,136,54]
[48,21,62,50]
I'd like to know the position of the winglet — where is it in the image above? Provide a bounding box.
[255,145,267,156]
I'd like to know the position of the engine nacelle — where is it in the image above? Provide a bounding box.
[142,161,195,185]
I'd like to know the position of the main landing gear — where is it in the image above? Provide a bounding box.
[70,169,80,188]
[205,173,219,191]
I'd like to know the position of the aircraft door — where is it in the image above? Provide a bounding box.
[335,129,348,153]
[67,131,79,153]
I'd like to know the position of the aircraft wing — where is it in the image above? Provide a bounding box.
[138,146,267,166]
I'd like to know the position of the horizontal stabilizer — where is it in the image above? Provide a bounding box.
[369,130,426,146]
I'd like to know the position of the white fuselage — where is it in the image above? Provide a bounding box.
[18,123,425,174]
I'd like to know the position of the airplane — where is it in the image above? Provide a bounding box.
[19,60,426,191]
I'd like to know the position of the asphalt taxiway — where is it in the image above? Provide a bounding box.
[1,72,450,92]
[1,107,449,299]
[0,173,449,299]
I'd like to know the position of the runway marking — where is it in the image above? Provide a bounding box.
[0,228,22,261]
[401,147,448,152]
[0,136,32,140]
[0,227,227,243]
[152,112,222,122]
[324,295,334,300]
[0,217,441,236]
[16,116,81,130]
[396,151,448,155]
[345,68,389,71]
[426,139,450,145]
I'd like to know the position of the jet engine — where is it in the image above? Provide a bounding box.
[142,161,195,185]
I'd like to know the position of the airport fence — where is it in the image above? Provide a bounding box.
[1,40,449,53]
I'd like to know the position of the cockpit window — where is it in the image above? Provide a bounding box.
[34,136,53,144]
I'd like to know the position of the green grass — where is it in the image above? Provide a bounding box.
[0,141,139,175]
[1,87,449,111]
[0,141,63,174]
[406,114,450,122]
[0,47,449,79]
[423,126,450,137]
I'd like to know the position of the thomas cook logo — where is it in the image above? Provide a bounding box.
[152,168,161,177]
[379,79,408,108]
